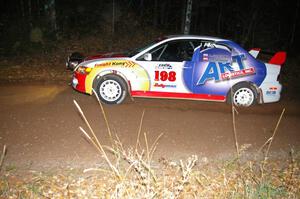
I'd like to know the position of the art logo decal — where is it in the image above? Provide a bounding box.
[197,54,256,85]
[183,42,266,96]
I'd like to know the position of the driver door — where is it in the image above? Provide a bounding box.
[135,40,196,94]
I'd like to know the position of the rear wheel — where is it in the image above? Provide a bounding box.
[227,83,257,107]
[95,75,127,104]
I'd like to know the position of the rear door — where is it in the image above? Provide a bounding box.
[190,43,233,96]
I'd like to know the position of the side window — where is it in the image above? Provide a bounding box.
[138,40,197,62]
[159,42,182,61]
[151,45,167,61]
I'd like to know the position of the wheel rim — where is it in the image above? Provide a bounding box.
[233,87,254,107]
[99,79,122,102]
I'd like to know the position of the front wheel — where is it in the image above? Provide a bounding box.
[227,83,257,107]
[95,75,127,104]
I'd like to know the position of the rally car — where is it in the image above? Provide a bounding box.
[68,35,286,107]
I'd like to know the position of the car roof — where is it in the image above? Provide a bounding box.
[165,35,227,42]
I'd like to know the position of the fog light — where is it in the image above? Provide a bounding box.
[72,77,78,88]
[85,67,92,73]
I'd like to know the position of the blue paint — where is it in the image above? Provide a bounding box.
[183,40,267,96]
[197,62,220,85]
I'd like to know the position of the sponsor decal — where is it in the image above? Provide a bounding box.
[266,87,278,95]
[95,60,135,68]
[94,62,111,67]
[199,42,214,49]
[203,54,231,62]
[153,83,177,88]
[269,87,278,90]
[156,63,172,69]
[221,67,255,80]
[197,54,256,85]
[203,54,209,61]
[154,71,176,82]
[266,91,277,95]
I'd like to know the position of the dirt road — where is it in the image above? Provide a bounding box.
[0,83,300,170]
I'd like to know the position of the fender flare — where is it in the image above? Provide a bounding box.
[226,81,261,104]
[92,70,132,95]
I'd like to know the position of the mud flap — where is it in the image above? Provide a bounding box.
[257,88,264,104]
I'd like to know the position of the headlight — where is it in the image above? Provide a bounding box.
[77,66,92,74]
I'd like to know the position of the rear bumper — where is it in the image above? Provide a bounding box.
[72,71,87,93]
[259,81,282,103]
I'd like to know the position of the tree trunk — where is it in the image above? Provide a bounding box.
[160,2,165,26]
[112,0,115,36]
[45,0,57,38]
[181,0,187,32]
[241,8,258,46]
[20,0,25,17]
[289,0,299,49]
[183,0,193,34]
[28,0,32,27]
[217,1,223,35]
[139,0,144,16]
[153,0,158,27]
[37,0,40,17]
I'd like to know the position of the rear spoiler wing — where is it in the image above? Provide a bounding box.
[249,48,287,65]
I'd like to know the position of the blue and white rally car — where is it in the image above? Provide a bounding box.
[69,35,286,107]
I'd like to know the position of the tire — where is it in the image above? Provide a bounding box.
[227,83,257,107]
[95,75,127,104]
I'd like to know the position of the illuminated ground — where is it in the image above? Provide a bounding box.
[0,83,299,170]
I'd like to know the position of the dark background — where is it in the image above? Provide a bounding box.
[1,0,299,55]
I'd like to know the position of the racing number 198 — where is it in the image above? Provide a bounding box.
[154,71,176,82]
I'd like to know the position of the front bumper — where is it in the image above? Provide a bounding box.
[72,71,87,93]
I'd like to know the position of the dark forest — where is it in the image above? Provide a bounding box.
[1,0,300,94]
[1,0,299,56]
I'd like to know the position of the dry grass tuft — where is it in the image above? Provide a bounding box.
[0,152,299,198]
[0,100,299,198]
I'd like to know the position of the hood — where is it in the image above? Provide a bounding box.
[84,52,127,61]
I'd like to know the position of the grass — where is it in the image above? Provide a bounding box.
[0,151,299,198]
[0,153,298,198]
[0,97,299,198]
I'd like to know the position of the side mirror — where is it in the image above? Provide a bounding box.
[144,53,152,61]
